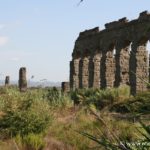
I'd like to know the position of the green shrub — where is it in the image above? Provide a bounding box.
[71,86,130,109]
[0,95,52,138]
[46,87,60,102]
[111,91,150,114]
[45,87,73,108]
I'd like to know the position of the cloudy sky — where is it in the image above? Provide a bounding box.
[0,0,150,82]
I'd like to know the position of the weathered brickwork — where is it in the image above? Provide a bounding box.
[70,58,80,90]
[93,52,101,88]
[70,11,150,94]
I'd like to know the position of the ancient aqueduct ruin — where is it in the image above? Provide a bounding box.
[3,11,150,95]
[68,11,150,94]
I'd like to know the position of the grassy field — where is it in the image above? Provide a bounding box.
[0,86,149,150]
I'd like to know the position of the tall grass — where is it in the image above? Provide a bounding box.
[16,133,45,150]
[45,87,73,108]
[75,88,150,150]
[71,86,130,109]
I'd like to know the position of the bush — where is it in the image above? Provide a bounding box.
[45,87,73,108]
[111,91,150,114]
[71,86,130,109]
[0,92,52,138]
[46,87,60,103]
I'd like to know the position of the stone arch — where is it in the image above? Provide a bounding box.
[83,49,91,57]
[138,37,149,45]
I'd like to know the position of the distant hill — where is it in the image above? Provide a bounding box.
[0,80,61,87]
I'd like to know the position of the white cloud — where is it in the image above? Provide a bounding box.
[0,36,9,46]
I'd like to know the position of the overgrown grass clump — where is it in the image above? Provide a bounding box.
[111,91,150,115]
[71,85,130,109]
[16,133,45,150]
[45,87,73,108]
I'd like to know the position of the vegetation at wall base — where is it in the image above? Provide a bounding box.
[0,86,149,150]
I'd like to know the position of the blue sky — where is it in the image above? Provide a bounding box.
[0,0,150,82]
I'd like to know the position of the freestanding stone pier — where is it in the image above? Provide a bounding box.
[5,76,10,86]
[70,11,150,94]
[19,67,27,92]
[61,82,70,93]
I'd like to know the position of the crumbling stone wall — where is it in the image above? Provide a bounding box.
[19,67,27,92]
[70,11,150,94]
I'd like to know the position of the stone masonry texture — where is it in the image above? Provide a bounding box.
[19,67,27,92]
[70,11,150,94]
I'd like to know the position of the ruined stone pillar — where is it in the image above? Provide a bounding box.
[61,82,70,93]
[93,52,101,88]
[130,42,148,94]
[105,51,115,88]
[136,44,148,92]
[19,67,27,92]
[115,44,130,87]
[5,76,10,86]
[70,58,80,90]
[80,56,89,88]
